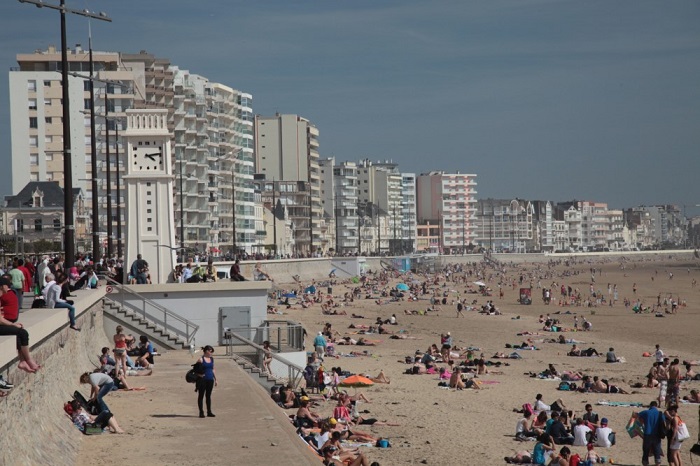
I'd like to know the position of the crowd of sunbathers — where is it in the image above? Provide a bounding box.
[506,396,617,464]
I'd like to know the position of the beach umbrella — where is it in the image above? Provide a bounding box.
[339,375,374,389]
[304,285,317,294]
[473,281,486,287]
[396,283,409,291]
[282,293,297,298]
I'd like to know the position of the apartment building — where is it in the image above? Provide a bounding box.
[416,171,478,254]
[472,199,535,253]
[9,47,174,255]
[171,68,255,255]
[400,173,417,254]
[254,114,324,254]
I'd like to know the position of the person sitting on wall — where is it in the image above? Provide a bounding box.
[229,259,246,282]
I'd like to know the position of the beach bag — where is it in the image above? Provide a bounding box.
[626,415,644,439]
[676,417,690,442]
[558,382,570,391]
[83,422,103,435]
[186,361,203,384]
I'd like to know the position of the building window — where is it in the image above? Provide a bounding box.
[29,117,38,129]
[15,219,24,232]
[27,80,36,92]
[45,136,52,144]
[44,80,51,87]
[53,218,61,231]
[29,155,38,165]
[84,99,91,110]
[46,172,53,181]
[34,219,42,232]
[46,154,53,161]
[83,81,90,92]
[28,99,37,110]
[45,117,52,124]
[29,136,38,147]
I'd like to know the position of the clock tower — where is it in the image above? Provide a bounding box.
[121,109,176,284]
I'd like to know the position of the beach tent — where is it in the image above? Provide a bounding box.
[304,285,317,294]
[396,283,409,291]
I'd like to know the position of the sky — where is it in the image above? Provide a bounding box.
[2,0,700,215]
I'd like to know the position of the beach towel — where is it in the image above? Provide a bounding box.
[598,400,644,408]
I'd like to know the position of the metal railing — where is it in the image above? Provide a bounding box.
[223,320,304,352]
[102,277,199,346]
[223,329,306,389]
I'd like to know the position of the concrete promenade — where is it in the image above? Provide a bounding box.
[75,349,321,466]
[0,284,319,465]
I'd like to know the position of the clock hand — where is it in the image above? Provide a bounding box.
[145,154,156,161]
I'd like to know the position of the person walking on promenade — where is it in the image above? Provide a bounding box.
[634,400,663,466]
[196,345,217,418]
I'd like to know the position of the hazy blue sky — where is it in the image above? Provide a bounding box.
[2,0,700,214]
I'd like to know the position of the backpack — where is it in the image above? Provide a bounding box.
[185,361,203,384]
[31,297,46,309]
[73,390,99,415]
[558,382,570,391]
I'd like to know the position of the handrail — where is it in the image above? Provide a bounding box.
[225,322,304,352]
[224,329,306,389]
[102,277,199,346]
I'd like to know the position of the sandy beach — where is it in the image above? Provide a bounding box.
[78,253,700,466]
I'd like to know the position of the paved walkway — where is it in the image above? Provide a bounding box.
[75,348,321,466]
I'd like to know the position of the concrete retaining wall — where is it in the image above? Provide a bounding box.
[0,301,109,466]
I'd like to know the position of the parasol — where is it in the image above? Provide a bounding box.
[338,375,374,389]
[473,281,486,287]
[396,283,409,291]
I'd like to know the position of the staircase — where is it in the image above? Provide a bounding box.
[103,299,190,350]
[230,353,282,390]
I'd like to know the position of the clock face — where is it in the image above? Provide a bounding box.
[132,141,164,172]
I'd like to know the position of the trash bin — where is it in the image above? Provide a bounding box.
[327,287,333,295]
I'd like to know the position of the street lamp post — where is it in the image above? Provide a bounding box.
[87,36,99,263]
[179,154,185,260]
[115,124,122,259]
[229,149,242,258]
[18,0,111,269]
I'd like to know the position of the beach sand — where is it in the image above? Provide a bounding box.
[78,254,700,465]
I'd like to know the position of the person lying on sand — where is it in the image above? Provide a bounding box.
[682,389,700,402]
[367,370,390,384]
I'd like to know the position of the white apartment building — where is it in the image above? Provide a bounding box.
[334,161,360,254]
[171,68,254,256]
[9,47,173,254]
[416,171,478,254]
[400,173,417,253]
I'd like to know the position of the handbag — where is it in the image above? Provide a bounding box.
[676,417,690,442]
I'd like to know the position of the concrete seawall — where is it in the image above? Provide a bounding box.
[0,300,109,466]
